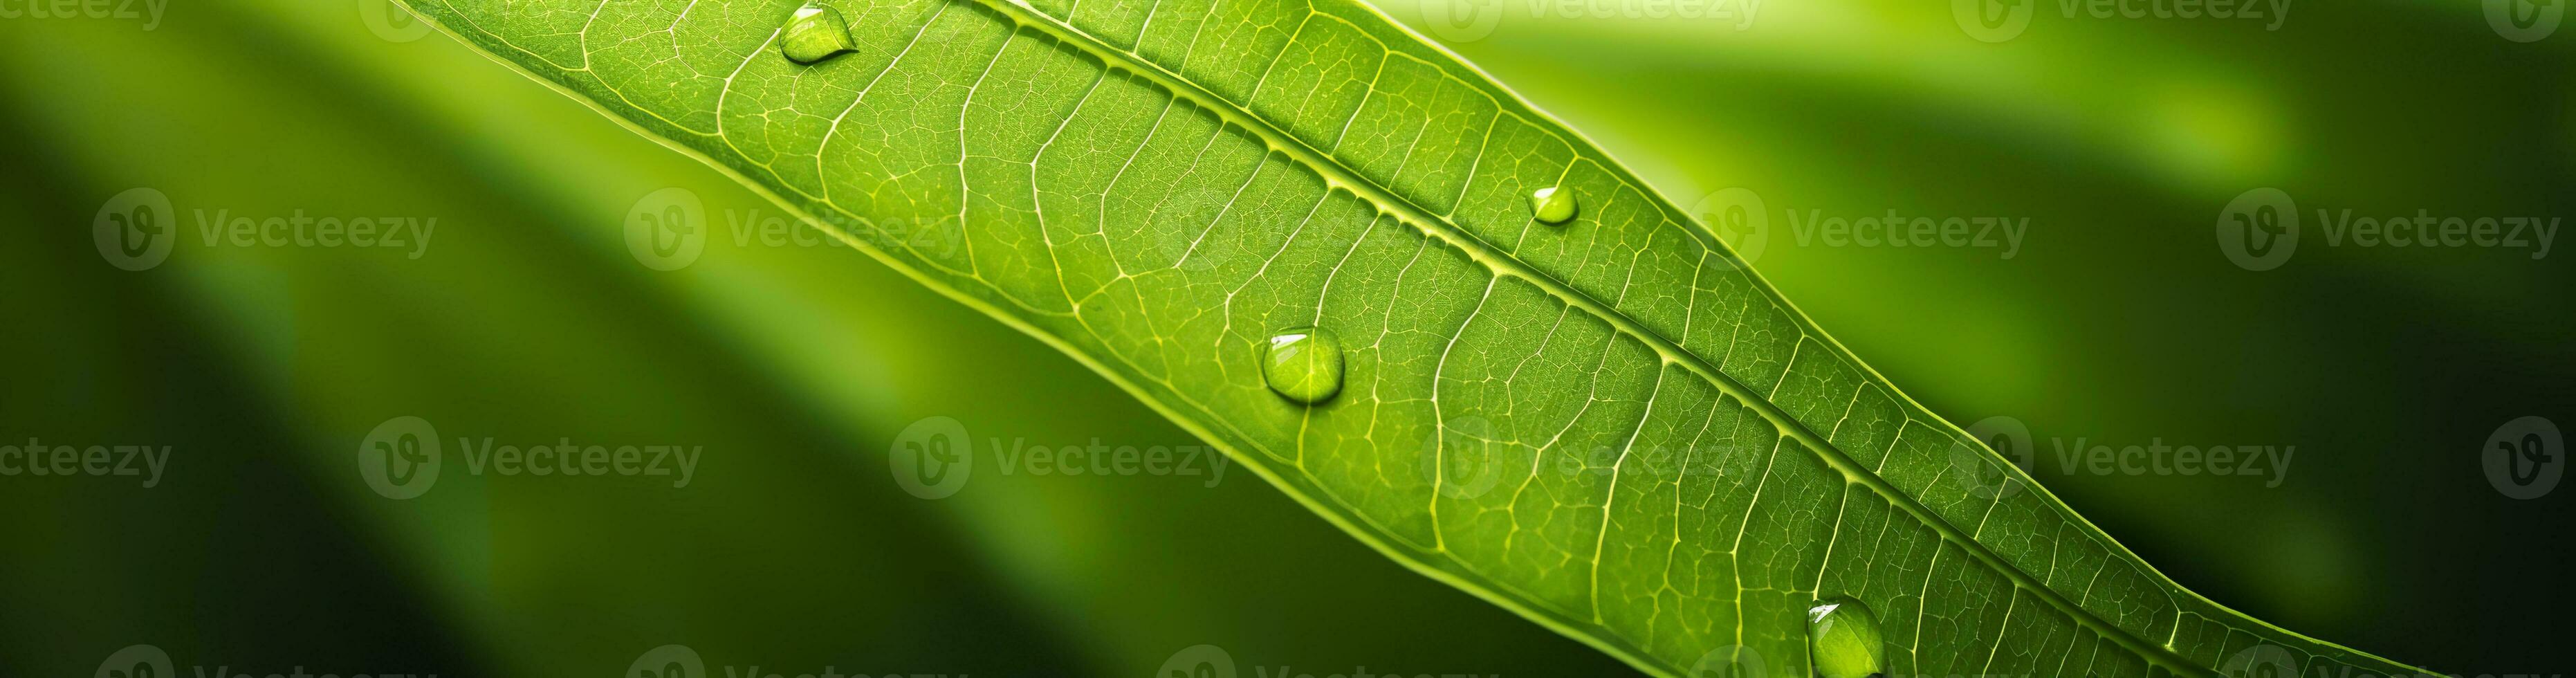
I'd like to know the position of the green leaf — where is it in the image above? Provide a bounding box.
[392,0,2431,675]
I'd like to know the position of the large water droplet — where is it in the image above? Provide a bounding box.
[1806,597,1886,678]
[1262,327,1345,405]
[780,4,855,64]
[1529,185,1577,224]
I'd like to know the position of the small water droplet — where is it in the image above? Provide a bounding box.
[1529,185,1577,224]
[1262,327,1345,405]
[1806,598,1886,678]
[780,4,855,64]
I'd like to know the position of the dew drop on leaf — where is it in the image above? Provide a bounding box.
[1529,185,1577,224]
[1807,597,1887,678]
[1261,327,1345,405]
[779,4,855,64]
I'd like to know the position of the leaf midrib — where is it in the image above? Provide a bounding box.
[968,0,2214,674]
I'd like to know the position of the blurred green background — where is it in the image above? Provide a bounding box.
[1,0,2568,675]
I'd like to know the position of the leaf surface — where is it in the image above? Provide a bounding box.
[394,0,2429,674]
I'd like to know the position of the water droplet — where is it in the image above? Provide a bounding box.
[1529,185,1577,224]
[1806,598,1886,678]
[1262,327,1345,405]
[780,4,855,64]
